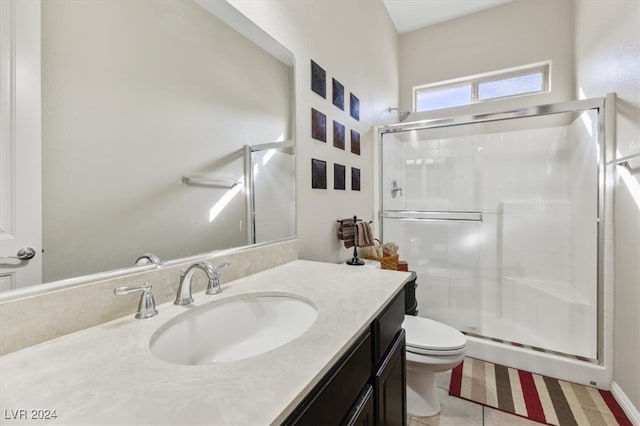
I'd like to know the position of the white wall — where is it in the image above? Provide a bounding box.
[398,0,575,120]
[228,0,400,263]
[41,0,291,281]
[575,0,640,414]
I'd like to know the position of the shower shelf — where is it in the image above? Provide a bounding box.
[181,175,241,188]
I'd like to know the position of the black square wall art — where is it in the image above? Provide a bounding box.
[350,129,360,155]
[311,60,326,98]
[351,167,361,191]
[311,158,327,189]
[334,163,346,190]
[333,121,345,150]
[350,93,360,121]
[311,108,327,142]
[332,78,344,110]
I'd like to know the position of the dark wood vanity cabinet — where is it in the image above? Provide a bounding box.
[285,332,373,426]
[284,289,406,426]
[343,384,375,425]
[374,330,406,426]
[372,288,406,426]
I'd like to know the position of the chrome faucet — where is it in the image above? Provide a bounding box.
[174,260,231,305]
[113,282,158,319]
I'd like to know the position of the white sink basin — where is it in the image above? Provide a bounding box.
[149,294,317,365]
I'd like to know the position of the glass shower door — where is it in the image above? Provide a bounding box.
[381,125,487,334]
[380,110,599,359]
[383,214,485,333]
[247,142,295,244]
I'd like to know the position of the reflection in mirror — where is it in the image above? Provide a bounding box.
[246,142,296,244]
[0,0,294,293]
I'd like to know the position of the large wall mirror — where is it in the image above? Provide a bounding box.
[0,0,295,294]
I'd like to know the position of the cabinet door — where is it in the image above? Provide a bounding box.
[374,330,406,426]
[373,289,405,366]
[285,332,372,425]
[343,384,374,426]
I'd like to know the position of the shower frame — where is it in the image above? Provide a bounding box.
[377,95,615,373]
[244,140,295,245]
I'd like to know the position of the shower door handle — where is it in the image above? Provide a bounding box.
[382,210,483,222]
[391,180,403,198]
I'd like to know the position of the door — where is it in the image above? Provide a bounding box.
[380,109,600,359]
[0,0,42,291]
[380,129,484,334]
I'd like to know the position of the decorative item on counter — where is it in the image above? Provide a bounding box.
[355,221,374,248]
[383,242,398,257]
[364,239,400,270]
[337,215,373,266]
[337,217,355,247]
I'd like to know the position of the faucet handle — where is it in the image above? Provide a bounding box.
[114,282,158,319]
[215,260,231,272]
[205,261,231,295]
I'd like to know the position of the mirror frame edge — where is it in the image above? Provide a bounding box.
[0,237,297,303]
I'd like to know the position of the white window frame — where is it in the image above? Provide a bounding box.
[413,61,551,112]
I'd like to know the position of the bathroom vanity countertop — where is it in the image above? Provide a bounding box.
[0,260,410,425]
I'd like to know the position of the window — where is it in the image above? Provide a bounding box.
[414,62,550,112]
[416,84,472,111]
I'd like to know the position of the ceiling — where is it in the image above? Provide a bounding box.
[382,0,514,34]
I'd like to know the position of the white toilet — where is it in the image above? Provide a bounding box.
[353,261,466,416]
[402,314,467,417]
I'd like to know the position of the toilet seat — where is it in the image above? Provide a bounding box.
[403,315,466,356]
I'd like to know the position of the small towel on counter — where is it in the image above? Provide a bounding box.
[337,218,356,248]
[355,221,374,247]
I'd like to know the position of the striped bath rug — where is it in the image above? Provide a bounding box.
[449,357,632,425]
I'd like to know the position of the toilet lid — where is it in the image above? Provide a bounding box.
[403,315,466,354]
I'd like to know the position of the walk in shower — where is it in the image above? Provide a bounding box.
[378,97,613,386]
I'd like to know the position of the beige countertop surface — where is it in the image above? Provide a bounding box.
[0,260,410,425]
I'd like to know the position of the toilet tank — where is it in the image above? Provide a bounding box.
[405,271,418,316]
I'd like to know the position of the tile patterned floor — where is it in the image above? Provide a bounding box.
[408,370,540,426]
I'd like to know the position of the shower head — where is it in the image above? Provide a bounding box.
[399,110,411,121]
[387,106,411,122]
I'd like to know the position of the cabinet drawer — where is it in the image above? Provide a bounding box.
[285,331,372,425]
[372,289,405,366]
